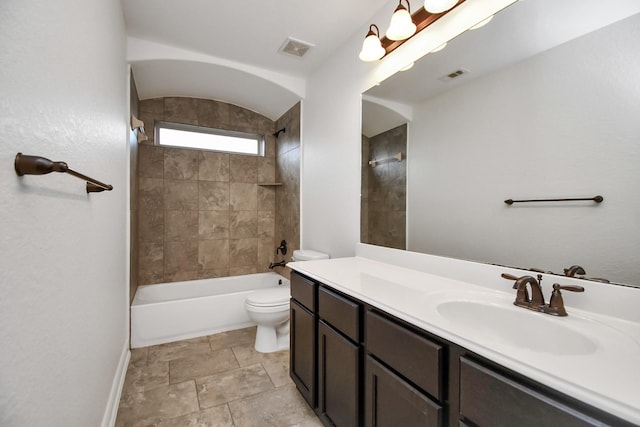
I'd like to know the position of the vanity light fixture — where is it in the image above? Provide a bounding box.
[359,24,386,62]
[424,0,458,14]
[386,0,417,41]
[359,0,466,62]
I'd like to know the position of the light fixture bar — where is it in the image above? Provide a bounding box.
[381,0,466,57]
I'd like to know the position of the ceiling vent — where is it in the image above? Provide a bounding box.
[279,37,314,58]
[438,68,470,82]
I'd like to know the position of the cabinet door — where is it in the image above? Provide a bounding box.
[290,299,316,407]
[365,356,441,427]
[459,357,604,427]
[318,321,360,427]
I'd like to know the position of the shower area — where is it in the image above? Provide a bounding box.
[129,91,301,303]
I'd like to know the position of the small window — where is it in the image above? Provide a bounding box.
[155,121,264,156]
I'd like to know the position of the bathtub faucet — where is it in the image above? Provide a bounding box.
[269,260,287,269]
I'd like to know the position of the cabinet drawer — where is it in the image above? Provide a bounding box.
[291,272,316,312]
[318,286,360,342]
[460,357,602,427]
[366,310,443,401]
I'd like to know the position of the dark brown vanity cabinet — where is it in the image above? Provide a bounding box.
[317,286,362,427]
[365,310,444,427]
[290,272,317,407]
[457,357,633,427]
[290,272,633,427]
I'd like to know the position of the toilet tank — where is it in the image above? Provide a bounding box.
[291,249,330,261]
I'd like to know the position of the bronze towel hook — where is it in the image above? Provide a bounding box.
[14,153,113,193]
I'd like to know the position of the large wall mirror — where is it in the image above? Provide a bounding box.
[361,0,640,287]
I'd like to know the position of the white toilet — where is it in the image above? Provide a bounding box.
[245,249,329,353]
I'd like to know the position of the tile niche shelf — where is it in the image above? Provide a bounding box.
[258,182,282,186]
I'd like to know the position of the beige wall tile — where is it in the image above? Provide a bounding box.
[229,266,258,276]
[164,180,198,211]
[165,210,198,242]
[164,240,198,275]
[230,211,257,239]
[139,178,164,211]
[165,97,198,125]
[199,239,230,271]
[199,181,230,211]
[199,210,229,240]
[164,148,198,180]
[229,155,257,183]
[230,183,257,211]
[198,151,229,182]
[139,208,164,243]
[229,238,258,267]
[257,186,275,212]
[139,145,164,179]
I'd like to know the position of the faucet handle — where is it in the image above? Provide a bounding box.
[544,283,585,316]
[500,273,519,288]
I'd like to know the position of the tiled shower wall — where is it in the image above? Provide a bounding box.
[274,102,301,279]
[361,124,407,250]
[136,97,282,285]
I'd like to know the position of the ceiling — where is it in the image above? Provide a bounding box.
[123,0,390,120]
[362,0,640,136]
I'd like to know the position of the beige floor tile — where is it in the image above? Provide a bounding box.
[196,363,274,408]
[228,384,323,427]
[232,344,292,387]
[116,380,199,426]
[208,326,256,350]
[120,361,170,406]
[157,404,234,427]
[169,348,239,384]
[147,336,212,364]
[129,347,149,368]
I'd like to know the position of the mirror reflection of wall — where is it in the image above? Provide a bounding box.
[361,124,407,249]
[361,0,640,287]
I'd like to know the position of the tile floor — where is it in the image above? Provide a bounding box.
[116,326,322,426]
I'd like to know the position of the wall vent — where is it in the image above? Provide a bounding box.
[279,37,314,58]
[438,68,470,82]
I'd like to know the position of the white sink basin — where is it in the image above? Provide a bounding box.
[436,299,598,355]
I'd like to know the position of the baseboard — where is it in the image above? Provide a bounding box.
[101,341,130,427]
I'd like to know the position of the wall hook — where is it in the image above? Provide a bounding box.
[14,153,113,193]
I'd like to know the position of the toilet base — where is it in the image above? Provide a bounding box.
[254,321,290,353]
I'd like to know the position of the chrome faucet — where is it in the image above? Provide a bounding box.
[269,260,287,269]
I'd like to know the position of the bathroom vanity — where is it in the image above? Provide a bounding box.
[288,245,640,427]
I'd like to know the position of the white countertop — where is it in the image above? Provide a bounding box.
[288,255,640,425]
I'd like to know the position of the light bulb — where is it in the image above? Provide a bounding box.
[386,3,416,41]
[424,0,458,14]
[359,26,385,61]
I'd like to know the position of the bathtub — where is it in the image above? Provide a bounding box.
[131,272,290,348]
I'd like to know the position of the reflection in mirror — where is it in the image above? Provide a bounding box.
[361,117,407,250]
[361,0,640,287]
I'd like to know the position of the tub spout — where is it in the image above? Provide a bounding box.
[269,260,287,269]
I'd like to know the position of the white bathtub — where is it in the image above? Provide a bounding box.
[131,272,290,348]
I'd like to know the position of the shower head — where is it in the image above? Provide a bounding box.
[273,128,286,138]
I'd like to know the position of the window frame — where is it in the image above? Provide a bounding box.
[154,120,265,156]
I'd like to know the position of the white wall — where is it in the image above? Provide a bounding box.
[408,14,640,284]
[0,1,129,425]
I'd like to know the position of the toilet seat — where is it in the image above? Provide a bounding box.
[246,286,290,307]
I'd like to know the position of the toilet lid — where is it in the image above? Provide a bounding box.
[246,286,291,306]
